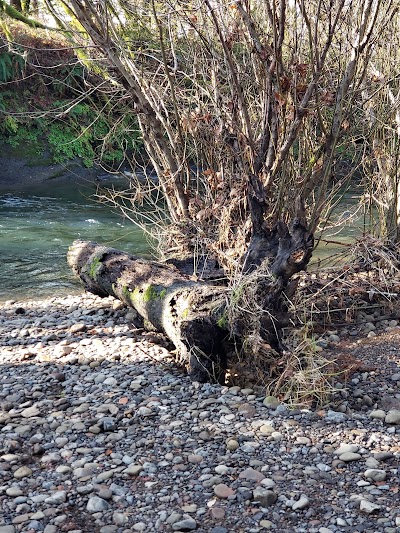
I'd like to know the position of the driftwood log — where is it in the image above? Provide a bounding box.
[68,221,313,383]
[68,240,229,382]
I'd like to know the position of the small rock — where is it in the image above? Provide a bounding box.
[13,466,32,478]
[214,484,235,499]
[385,409,400,424]
[259,520,275,529]
[188,454,203,464]
[70,323,86,333]
[325,410,346,423]
[369,409,386,419]
[364,469,387,481]
[360,499,381,514]
[123,464,143,475]
[132,523,146,532]
[238,403,256,418]
[226,439,239,451]
[20,406,40,418]
[86,496,110,513]
[339,452,361,462]
[292,494,310,510]
[253,487,277,507]
[335,444,359,455]
[239,467,265,482]
[263,396,280,409]
[113,512,128,526]
[210,507,225,519]
[172,518,197,531]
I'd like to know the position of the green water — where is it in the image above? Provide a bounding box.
[0,182,150,302]
[0,178,363,303]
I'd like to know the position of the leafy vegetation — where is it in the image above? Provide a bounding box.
[0,21,143,168]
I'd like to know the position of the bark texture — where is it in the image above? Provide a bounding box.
[68,223,313,383]
[68,240,229,382]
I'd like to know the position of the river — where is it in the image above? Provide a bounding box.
[0,181,150,302]
[0,179,361,303]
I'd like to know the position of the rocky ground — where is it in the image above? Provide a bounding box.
[0,292,399,533]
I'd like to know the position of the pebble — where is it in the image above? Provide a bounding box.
[214,484,235,499]
[364,469,387,481]
[0,292,399,533]
[385,409,400,424]
[338,452,362,462]
[86,496,110,512]
[172,518,197,531]
[369,409,386,419]
[13,466,32,478]
[239,467,265,482]
[253,488,277,507]
[360,499,381,514]
[292,494,310,510]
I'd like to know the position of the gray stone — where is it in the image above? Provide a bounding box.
[0,527,16,533]
[339,452,362,462]
[172,518,197,531]
[252,487,277,507]
[360,499,381,514]
[385,409,400,424]
[45,491,67,504]
[364,469,387,481]
[369,409,386,419]
[70,323,86,333]
[263,396,280,409]
[123,464,143,475]
[113,512,128,526]
[86,496,110,513]
[20,405,40,418]
[292,495,310,510]
[239,467,265,482]
[214,483,235,499]
[335,444,359,455]
[325,410,347,422]
[13,466,32,478]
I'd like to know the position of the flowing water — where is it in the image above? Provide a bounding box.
[0,181,150,302]
[0,177,362,303]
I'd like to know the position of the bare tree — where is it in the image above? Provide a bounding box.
[44,0,397,382]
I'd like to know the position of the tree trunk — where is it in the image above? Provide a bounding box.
[68,224,313,383]
[68,240,229,383]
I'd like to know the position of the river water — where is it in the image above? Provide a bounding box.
[0,179,361,303]
[0,182,150,302]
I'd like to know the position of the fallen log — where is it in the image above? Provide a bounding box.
[68,219,313,383]
[68,240,229,382]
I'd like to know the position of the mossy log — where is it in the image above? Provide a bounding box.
[68,240,229,382]
[68,220,313,383]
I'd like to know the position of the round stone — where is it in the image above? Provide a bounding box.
[226,439,239,451]
[364,469,387,481]
[210,507,226,519]
[86,496,110,513]
[13,466,32,478]
[339,452,362,462]
[385,410,400,424]
[172,518,197,531]
[214,483,235,499]
[239,467,265,482]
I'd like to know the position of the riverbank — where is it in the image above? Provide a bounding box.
[0,292,399,533]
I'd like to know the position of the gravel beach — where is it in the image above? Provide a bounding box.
[0,292,399,533]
